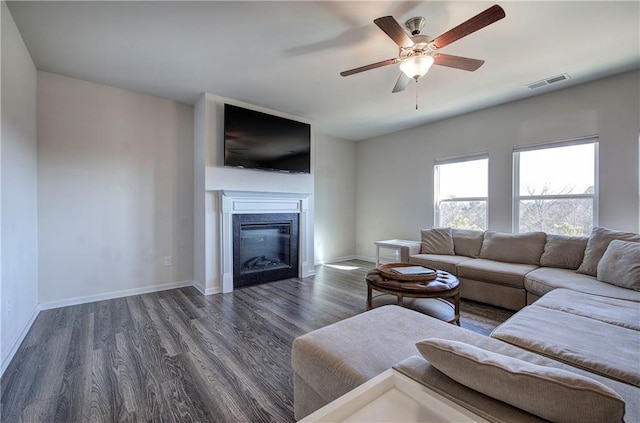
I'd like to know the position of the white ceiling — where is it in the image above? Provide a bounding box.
[7,1,640,141]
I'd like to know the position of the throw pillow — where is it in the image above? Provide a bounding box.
[416,338,625,423]
[597,240,640,291]
[539,234,588,270]
[420,228,454,255]
[451,229,485,258]
[577,227,640,276]
[479,231,546,265]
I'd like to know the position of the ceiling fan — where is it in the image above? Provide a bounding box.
[340,4,506,93]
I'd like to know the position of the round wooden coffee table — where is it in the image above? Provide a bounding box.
[366,263,460,325]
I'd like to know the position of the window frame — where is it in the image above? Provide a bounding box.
[512,136,599,234]
[434,153,489,230]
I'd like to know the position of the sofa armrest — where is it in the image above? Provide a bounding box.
[399,242,421,262]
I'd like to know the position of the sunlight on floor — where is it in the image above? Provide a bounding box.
[325,264,360,271]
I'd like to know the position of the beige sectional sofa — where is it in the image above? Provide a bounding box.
[408,227,640,309]
[292,227,640,422]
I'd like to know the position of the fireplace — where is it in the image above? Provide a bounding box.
[217,190,313,294]
[232,213,299,288]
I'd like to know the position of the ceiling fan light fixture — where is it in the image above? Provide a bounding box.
[399,55,434,80]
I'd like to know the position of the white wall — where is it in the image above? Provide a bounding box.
[193,93,315,294]
[314,133,356,263]
[37,72,194,305]
[193,94,207,294]
[356,70,640,259]
[1,1,39,374]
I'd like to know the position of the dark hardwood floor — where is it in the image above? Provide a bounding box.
[1,260,513,422]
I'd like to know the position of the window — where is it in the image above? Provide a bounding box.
[434,155,488,230]
[513,138,598,235]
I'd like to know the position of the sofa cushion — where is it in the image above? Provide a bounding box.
[524,267,640,301]
[452,229,484,258]
[399,356,549,423]
[597,240,640,290]
[577,227,640,276]
[457,259,538,288]
[491,306,640,387]
[539,234,588,270]
[409,254,472,274]
[420,228,455,255]
[533,288,640,330]
[479,231,546,265]
[416,338,626,423]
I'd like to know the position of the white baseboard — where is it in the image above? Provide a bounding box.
[192,280,206,295]
[316,255,357,265]
[1,305,40,377]
[192,281,220,296]
[39,280,196,310]
[355,255,376,264]
[317,256,376,266]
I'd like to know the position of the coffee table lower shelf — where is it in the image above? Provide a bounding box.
[369,295,458,324]
[299,369,488,423]
[366,266,461,325]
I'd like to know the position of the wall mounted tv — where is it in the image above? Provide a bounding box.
[224,104,311,174]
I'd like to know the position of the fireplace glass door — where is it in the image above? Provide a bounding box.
[240,223,291,274]
[232,213,299,288]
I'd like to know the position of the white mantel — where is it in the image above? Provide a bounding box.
[218,190,314,293]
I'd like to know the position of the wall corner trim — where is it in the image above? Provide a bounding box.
[1,305,40,377]
[192,281,220,296]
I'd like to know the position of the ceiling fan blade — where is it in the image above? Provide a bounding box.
[434,54,484,71]
[392,73,411,93]
[340,58,398,77]
[432,5,505,49]
[374,16,414,48]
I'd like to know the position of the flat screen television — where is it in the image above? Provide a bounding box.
[224,104,311,174]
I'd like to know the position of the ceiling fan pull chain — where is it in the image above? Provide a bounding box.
[415,78,419,110]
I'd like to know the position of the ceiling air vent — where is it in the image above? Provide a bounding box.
[527,73,571,90]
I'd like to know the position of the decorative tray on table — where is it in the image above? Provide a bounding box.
[377,263,438,281]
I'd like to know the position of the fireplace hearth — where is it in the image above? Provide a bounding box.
[232,213,299,288]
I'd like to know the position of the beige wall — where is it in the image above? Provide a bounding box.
[314,133,357,263]
[37,72,194,304]
[1,1,39,373]
[356,70,640,259]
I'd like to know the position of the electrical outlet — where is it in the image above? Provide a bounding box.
[164,256,172,266]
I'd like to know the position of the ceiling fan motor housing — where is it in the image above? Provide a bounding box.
[405,16,426,35]
[399,34,434,60]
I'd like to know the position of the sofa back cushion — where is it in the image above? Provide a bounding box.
[479,231,546,265]
[540,234,588,270]
[597,240,640,291]
[577,227,640,276]
[420,228,454,255]
[416,338,626,423]
[451,229,484,258]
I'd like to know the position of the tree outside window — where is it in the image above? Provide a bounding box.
[514,140,598,235]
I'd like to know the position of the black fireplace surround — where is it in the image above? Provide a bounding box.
[232,213,299,288]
